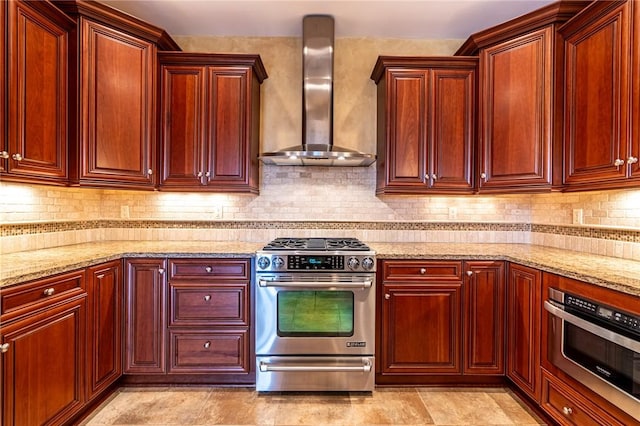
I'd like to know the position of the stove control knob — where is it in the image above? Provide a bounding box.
[257,256,270,270]
[361,257,375,271]
[272,256,285,270]
[347,257,360,270]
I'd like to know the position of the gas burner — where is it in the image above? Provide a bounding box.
[262,237,371,251]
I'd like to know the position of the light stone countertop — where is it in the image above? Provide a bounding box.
[1,241,638,298]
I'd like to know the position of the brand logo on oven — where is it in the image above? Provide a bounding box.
[346,341,366,348]
[595,365,612,378]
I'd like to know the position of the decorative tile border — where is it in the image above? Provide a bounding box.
[531,224,640,243]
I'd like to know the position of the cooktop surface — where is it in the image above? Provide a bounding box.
[262,238,370,251]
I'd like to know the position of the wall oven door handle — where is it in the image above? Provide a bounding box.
[259,361,372,373]
[258,279,372,289]
[544,300,640,353]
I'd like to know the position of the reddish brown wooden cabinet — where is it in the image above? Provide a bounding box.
[463,261,505,375]
[0,270,87,426]
[53,0,180,190]
[124,258,167,374]
[561,0,640,191]
[506,263,542,402]
[86,260,123,401]
[371,57,477,194]
[456,2,589,192]
[3,0,74,184]
[158,53,267,193]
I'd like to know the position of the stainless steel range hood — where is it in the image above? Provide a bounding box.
[259,15,375,167]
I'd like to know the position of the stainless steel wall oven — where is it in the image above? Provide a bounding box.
[255,238,376,391]
[545,288,640,421]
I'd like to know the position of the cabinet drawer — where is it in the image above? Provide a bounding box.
[169,259,250,280]
[169,284,249,326]
[541,370,625,426]
[1,270,85,321]
[382,261,463,282]
[168,330,250,374]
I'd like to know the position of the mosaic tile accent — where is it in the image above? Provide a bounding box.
[532,224,640,243]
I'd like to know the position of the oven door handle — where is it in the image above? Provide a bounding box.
[258,279,372,289]
[544,300,640,353]
[259,361,372,373]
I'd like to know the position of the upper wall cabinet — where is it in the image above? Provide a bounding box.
[158,53,267,193]
[456,1,590,193]
[2,0,75,185]
[560,0,640,191]
[52,0,180,190]
[371,57,477,195]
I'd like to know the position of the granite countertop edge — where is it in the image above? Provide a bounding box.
[1,241,638,298]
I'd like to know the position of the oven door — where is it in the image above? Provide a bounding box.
[544,299,640,421]
[255,273,375,356]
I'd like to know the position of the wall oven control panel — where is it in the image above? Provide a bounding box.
[564,293,639,335]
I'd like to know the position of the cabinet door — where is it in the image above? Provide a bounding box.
[479,26,553,190]
[206,67,251,188]
[380,283,461,375]
[630,1,640,181]
[430,68,475,192]
[1,298,85,426]
[563,1,631,187]
[382,70,428,191]
[86,260,122,400]
[159,65,207,188]
[124,258,166,374]
[6,0,72,183]
[77,19,156,188]
[463,261,505,375]
[506,263,541,401]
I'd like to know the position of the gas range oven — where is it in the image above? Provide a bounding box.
[255,238,376,392]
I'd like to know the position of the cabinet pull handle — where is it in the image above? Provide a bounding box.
[628,156,639,165]
[0,151,8,159]
[562,406,573,416]
[204,341,211,349]
[204,295,211,301]
[205,266,212,273]
[419,268,426,275]
[158,268,165,275]
[43,288,55,296]
[12,153,23,161]
[384,294,390,300]
[0,343,9,353]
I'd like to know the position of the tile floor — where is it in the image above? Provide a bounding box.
[80,386,546,425]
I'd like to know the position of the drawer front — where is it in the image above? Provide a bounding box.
[169,284,249,326]
[541,370,624,426]
[382,261,463,282]
[168,330,250,374]
[1,270,85,321]
[169,259,250,280]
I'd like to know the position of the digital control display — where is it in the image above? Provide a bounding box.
[288,255,344,270]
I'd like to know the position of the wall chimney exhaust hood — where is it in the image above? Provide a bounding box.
[259,15,376,167]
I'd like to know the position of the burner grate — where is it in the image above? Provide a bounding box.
[262,237,370,251]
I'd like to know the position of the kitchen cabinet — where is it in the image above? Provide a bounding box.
[456,1,589,192]
[561,0,640,190]
[506,263,542,401]
[371,57,477,194]
[124,258,167,374]
[167,258,252,383]
[3,0,74,184]
[86,260,123,401]
[158,53,267,193]
[53,0,180,190]
[463,261,505,375]
[0,270,86,426]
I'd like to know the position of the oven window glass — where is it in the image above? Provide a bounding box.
[277,290,354,337]
[564,323,639,398]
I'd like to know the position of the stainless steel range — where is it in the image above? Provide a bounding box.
[255,238,376,391]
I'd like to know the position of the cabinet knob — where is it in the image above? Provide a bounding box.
[562,406,573,416]
[614,158,625,168]
[197,171,203,177]
[480,172,487,179]
[0,151,8,159]
[43,288,55,296]
[12,153,23,161]
[147,168,153,175]
[204,295,211,301]
[384,294,390,300]
[466,271,473,276]
[0,343,9,353]
[205,266,212,273]
[420,268,426,275]
[628,156,639,165]
[431,173,437,180]
[158,268,165,275]
[204,341,211,349]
